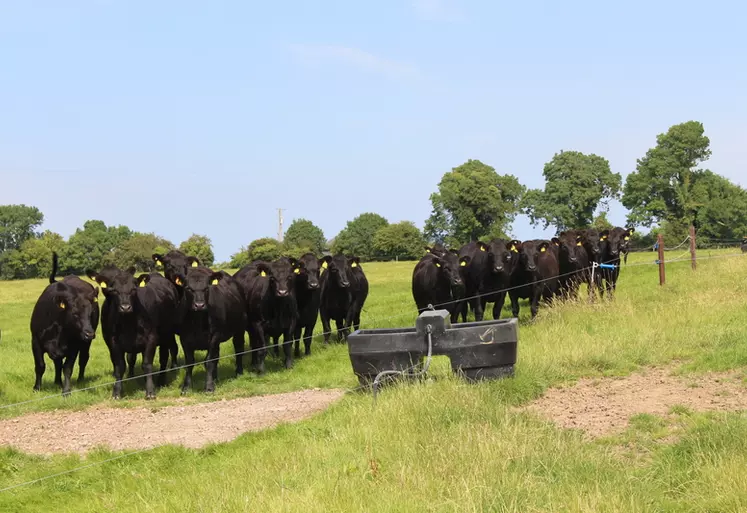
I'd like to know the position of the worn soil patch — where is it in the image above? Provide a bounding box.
[522,366,747,438]
[0,389,345,455]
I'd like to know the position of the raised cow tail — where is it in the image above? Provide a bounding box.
[50,252,59,284]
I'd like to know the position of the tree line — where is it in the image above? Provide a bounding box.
[2,119,746,280]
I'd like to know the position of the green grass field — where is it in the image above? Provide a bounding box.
[1,248,747,512]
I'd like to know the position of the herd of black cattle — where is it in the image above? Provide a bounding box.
[28,226,633,399]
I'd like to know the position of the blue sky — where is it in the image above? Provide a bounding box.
[2,0,745,261]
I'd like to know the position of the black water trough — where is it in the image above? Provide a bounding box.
[347,309,518,387]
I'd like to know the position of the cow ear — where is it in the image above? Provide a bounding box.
[186,256,200,268]
[137,274,151,288]
[600,230,610,241]
[85,269,98,282]
[152,254,163,267]
[576,235,584,247]
[424,246,433,254]
[508,240,521,253]
[319,256,332,271]
[478,242,488,252]
[126,266,137,276]
[256,263,272,278]
[349,256,361,268]
[433,257,443,268]
[539,242,550,253]
[53,295,68,311]
[210,272,224,286]
[459,255,471,267]
[88,272,109,289]
[559,231,567,238]
[172,273,185,287]
[623,229,633,241]
[551,237,561,246]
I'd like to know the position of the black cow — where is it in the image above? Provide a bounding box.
[412,250,469,323]
[319,255,355,343]
[457,241,489,322]
[424,244,448,257]
[235,258,299,372]
[173,267,247,393]
[30,253,99,395]
[347,256,369,333]
[599,227,634,298]
[561,229,604,299]
[552,233,590,300]
[621,227,636,264]
[482,239,515,320]
[508,240,559,320]
[88,267,178,399]
[293,253,323,357]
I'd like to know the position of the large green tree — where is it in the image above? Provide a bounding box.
[332,213,389,260]
[0,204,44,254]
[284,219,326,255]
[373,221,425,260]
[424,159,524,245]
[246,237,283,262]
[522,151,621,231]
[622,121,711,228]
[689,171,747,240]
[62,220,133,273]
[111,233,175,271]
[179,234,215,267]
[0,230,65,280]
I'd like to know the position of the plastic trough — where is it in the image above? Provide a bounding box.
[347,309,518,387]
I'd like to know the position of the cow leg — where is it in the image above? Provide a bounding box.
[77,340,91,383]
[273,336,281,357]
[233,331,245,376]
[472,297,484,322]
[459,301,468,323]
[127,352,137,378]
[181,347,195,394]
[158,343,169,387]
[510,293,520,319]
[493,292,507,320]
[32,341,46,391]
[303,326,313,356]
[321,309,332,345]
[168,334,179,369]
[205,342,220,393]
[61,349,79,397]
[335,318,345,343]
[450,304,460,324]
[282,331,293,369]
[53,358,63,387]
[142,339,158,400]
[293,325,302,359]
[249,323,267,375]
[112,346,126,399]
[530,287,541,320]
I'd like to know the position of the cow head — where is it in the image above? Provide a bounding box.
[255,258,296,299]
[431,250,469,288]
[180,267,225,311]
[577,229,602,259]
[323,255,352,289]
[88,266,139,314]
[552,235,578,264]
[603,227,635,259]
[152,250,200,282]
[51,282,98,346]
[424,244,448,257]
[517,240,550,273]
[487,240,513,274]
[296,253,322,290]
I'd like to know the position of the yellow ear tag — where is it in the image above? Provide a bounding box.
[576,241,583,247]
[624,236,630,241]
[139,280,146,288]
[460,261,467,267]
[351,262,358,268]
[59,302,66,310]
[322,261,328,269]
[293,268,301,274]
[435,262,441,268]
[100,281,107,289]
[540,247,547,253]
[155,259,162,267]
[510,246,518,253]
[175,277,183,286]
[260,271,267,277]
[93,296,98,302]
[211,278,219,285]
[191,261,198,267]
[480,246,486,252]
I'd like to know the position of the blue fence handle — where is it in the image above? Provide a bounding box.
[598,263,616,270]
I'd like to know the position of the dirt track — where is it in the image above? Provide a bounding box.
[0,389,345,455]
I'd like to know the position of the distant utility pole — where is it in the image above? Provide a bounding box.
[277,208,285,242]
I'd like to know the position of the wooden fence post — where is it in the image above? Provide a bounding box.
[657,233,666,286]
[689,225,697,271]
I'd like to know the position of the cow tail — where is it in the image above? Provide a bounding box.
[50,252,59,284]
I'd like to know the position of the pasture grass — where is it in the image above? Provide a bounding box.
[1,249,747,511]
